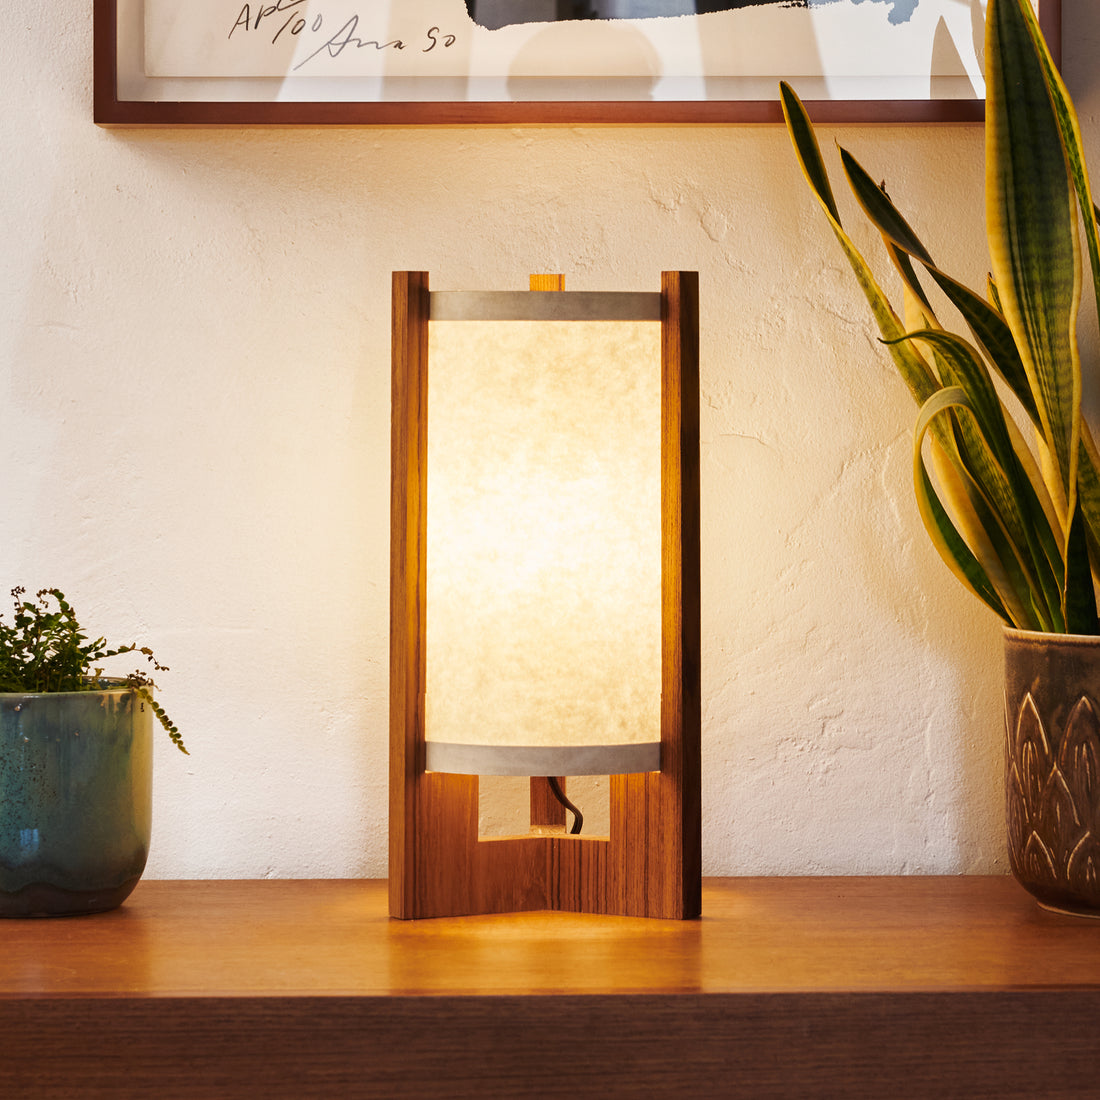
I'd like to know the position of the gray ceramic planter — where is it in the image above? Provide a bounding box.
[0,688,152,917]
[1004,628,1100,916]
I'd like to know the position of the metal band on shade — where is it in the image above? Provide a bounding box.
[428,291,662,322]
[424,741,662,777]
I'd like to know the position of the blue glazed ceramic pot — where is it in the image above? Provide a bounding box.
[0,688,152,917]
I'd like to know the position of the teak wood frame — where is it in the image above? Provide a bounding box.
[389,271,701,920]
[93,0,1060,126]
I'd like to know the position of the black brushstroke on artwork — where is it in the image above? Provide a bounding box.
[695,1,806,9]
[464,1,809,26]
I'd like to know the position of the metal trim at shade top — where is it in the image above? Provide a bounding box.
[428,291,662,323]
[423,741,661,777]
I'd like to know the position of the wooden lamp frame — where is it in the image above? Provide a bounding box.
[389,270,700,920]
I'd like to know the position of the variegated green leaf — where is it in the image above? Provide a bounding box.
[921,451,1018,627]
[779,83,839,222]
[1005,412,1063,561]
[1013,0,1100,371]
[987,274,1004,316]
[840,147,934,268]
[902,330,1063,625]
[915,390,1033,627]
[1077,426,1100,571]
[888,242,936,320]
[1064,499,1099,634]
[838,140,1040,428]
[780,82,940,406]
[839,147,940,321]
[986,0,1082,524]
[783,50,1100,634]
[923,267,1038,427]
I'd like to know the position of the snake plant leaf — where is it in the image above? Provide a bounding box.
[1005,409,1064,561]
[986,0,1082,525]
[1051,82,1100,355]
[839,147,934,268]
[1012,6,1100,573]
[902,325,1064,620]
[900,287,946,402]
[839,147,940,316]
[779,82,840,223]
[1078,426,1100,567]
[887,243,936,319]
[922,267,1039,427]
[915,388,1043,630]
[1013,0,1100,354]
[1064,498,1099,634]
[901,328,1064,625]
[987,275,1003,316]
[784,43,1100,634]
[921,449,1019,627]
[897,330,1017,471]
[838,142,1041,428]
[780,82,940,406]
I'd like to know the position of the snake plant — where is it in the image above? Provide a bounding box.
[781,0,1100,635]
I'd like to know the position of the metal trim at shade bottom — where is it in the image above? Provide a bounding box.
[423,741,661,777]
[428,290,662,323]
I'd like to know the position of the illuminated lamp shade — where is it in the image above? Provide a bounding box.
[390,272,700,919]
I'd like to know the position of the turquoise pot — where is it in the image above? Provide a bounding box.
[0,689,152,917]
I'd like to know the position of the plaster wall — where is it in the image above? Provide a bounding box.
[2,2,1098,880]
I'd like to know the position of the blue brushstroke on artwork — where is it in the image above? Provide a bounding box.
[811,0,917,27]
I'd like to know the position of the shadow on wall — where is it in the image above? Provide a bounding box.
[506,22,661,99]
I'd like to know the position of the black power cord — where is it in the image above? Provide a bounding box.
[546,776,583,835]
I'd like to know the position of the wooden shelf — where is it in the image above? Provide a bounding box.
[3,877,1099,1098]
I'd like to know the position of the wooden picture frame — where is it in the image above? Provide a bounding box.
[389,272,701,919]
[95,0,1061,126]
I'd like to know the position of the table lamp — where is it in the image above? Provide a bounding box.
[390,271,699,919]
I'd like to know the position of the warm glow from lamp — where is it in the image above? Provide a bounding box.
[424,306,662,778]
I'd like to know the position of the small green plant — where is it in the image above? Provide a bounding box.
[0,587,188,754]
[781,0,1100,635]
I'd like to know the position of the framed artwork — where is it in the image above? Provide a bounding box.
[94,0,1062,125]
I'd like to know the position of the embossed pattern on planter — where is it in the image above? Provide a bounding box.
[1007,692,1100,900]
[1004,629,1100,914]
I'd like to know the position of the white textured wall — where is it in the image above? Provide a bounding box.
[2,3,1097,880]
